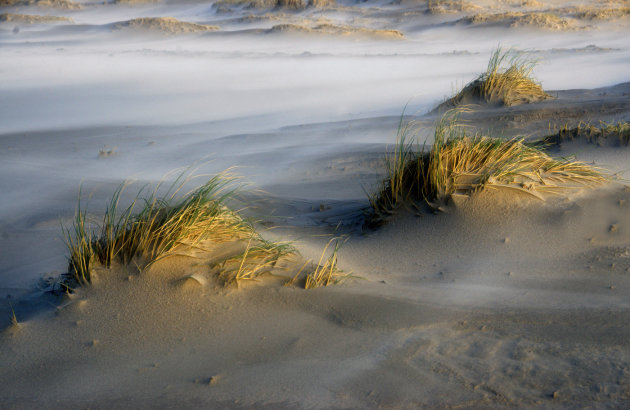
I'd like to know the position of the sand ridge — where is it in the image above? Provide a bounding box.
[0,12,72,23]
[113,17,220,33]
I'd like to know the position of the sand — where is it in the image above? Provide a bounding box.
[1,0,630,407]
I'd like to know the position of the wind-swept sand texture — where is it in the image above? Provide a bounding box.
[1,0,630,407]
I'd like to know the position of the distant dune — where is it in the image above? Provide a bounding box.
[0,12,72,23]
[0,0,81,9]
[114,17,219,33]
[268,22,404,39]
[458,12,577,30]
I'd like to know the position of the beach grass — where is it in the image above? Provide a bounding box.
[436,47,550,111]
[541,121,630,147]
[304,237,346,289]
[9,302,19,328]
[62,171,292,287]
[282,237,349,289]
[213,236,296,286]
[368,111,608,224]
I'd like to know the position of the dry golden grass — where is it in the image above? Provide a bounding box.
[540,121,630,147]
[436,48,551,111]
[460,11,574,30]
[63,171,290,287]
[115,17,219,34]
[573,6,630,20]
[212,237,295,287]
[9,302,19,328]
[304,238,344,289]
[62,170,351,291]
[284,238,349,289]
[268,23,404,39]
[368,111,608,224]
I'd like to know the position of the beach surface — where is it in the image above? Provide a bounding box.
[1,0,630,407]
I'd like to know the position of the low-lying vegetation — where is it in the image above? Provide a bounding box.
[458,11,575,30]
[62,171,348,290]
[63,172,286,286]
[540,121,630,147]
[114,17,219,34]
[435,47,551,111]
[284,237,349,289]
[368,112,608,225]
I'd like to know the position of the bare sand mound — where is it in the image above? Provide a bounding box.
[114,17,219,34]
[0,0,81,9]
[0,12,72,23]
[459,11,576,30]
[268,23,404,39]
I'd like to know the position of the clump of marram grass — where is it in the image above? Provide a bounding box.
[62,171,351,291]
[284,237,350,289]
[62,171,292,288]
[435,47,551,111]
[368,112,608,225]
[540,121,630,147]
[211,236,296,287]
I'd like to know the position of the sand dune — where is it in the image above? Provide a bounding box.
[458,11,577,30]
[1,0,630,407]
[0,12,72,23]
[214,0,335,11]
[0,0,81,9]
[267,22,404,38]
[426,0,481,14]
[113,17,219,33]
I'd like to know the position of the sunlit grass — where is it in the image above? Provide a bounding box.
[283,237,350,289]
[368,111,608,224]
[541,121,630,147]
[62,170,353,290]
[63,171,289,287]
[436,47,550,110]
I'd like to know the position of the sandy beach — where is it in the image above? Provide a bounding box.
[1,0,630,408]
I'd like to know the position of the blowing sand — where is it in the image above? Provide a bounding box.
[1,0,630,407]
